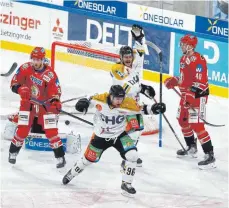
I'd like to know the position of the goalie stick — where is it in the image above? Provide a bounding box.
[173,88,225,127]
[1,62,18,77]
[146,40,163,147]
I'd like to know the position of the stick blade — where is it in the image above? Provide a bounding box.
[1,62,18,77]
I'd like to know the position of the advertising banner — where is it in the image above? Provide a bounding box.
[0,1,49,46]
[64,0,127,18]
[68,12,171,73]
[0,0,68,48]
[127,2,195,32]
[26,0,64,6]
[195,16,228,39]
[174,33,228,88]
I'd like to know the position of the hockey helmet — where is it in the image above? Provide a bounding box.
[180,34,198,48]
[31,47,46,59]
[109,85,125,98]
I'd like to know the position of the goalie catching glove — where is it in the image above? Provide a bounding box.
[75,98,90,113]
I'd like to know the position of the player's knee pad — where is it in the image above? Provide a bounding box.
[190,123,205,133]
[128,131,141,143]
[181,125,194,138]
[84,143,103,163]
[45,128,58,139]
[15,126,30,139]
[124,149,138,162]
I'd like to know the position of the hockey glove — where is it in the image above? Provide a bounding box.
[184,91,195,106]
[140,84,155,99]
[164,77,179,89]
[151,103,166,115]
[131,24,145,44]
[50,100,62,113]
[75,98,90,113]
[18,85,31,100]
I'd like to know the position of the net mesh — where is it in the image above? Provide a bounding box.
[51,41,158,135]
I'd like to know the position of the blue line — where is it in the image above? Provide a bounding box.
[15,0,228,43]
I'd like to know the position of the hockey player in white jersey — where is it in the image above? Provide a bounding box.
[62,85,166,197]
[110,25,156,167]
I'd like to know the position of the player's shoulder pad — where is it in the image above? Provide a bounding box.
[120,97,141,112]
[20,62,32,70]
[195,52,206,61]
[111,64,127,80]
[91,92,109,103]
[42,66,57,83]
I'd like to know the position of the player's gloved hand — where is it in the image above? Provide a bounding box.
[50,100,62,112]
[140,84,155,99]
[164,77,179,89]
[131,24,145,43]
[151,103,166,115]
[18,85,31,100]
[75,98,90,113]
[184,91,195,106]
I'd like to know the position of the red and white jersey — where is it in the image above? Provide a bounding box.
[11,62,61,102]
[178,52,209,96]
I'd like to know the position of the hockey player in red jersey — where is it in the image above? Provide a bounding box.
[164,34,215,169]
[8,47,66,168]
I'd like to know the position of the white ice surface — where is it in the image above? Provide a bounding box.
[0,50,228,208]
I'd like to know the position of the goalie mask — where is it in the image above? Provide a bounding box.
[119,46,134,68]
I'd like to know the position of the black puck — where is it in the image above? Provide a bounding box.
[65,120,70,125]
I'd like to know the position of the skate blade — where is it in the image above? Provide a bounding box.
[136,163,142,167]
[198,162,216,170]
[121,190,135,198]
[177,153,198,159]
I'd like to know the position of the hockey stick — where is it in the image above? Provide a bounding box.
[30,98,93,126]
[153,98,186,151]
[146,40,163,147]
[62,95,87,104]
[173,88,225,127]
[1,62,18,77]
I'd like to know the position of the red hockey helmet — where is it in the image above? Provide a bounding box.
[30,47,46,59]
[180,34,198,48]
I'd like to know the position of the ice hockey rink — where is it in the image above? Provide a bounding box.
[0,49,228,208]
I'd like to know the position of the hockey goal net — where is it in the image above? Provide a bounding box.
[51,41,159,135]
